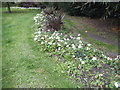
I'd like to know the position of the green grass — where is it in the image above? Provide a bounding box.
[0,7,2,89]
[64,18,118,53]
[2,8,79,88]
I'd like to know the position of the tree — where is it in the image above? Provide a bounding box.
[43,2,120,19]
[7,2,11,13]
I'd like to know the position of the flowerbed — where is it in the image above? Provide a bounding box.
[33,11,119,88]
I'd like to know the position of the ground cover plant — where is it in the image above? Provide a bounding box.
[33,9,119,88]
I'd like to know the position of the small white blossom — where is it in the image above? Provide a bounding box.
[102,54,105,57]
[64,42,67,44]
[35,35,38,38]
[56,36,60,40]
[92,57,97,60]
[48,29,50,32]
[49,37,52,39]
[66,38,70,40]
[41,37,44,39]
[72,44,76,49]
[86,47,90,50]
[78,44,82,48]
[58,43,61,46]
[53,43,56,45]
[78,34,80,36]
[34,32,38,34]
[34,38,37,41]
[76,37,80,40]
[48,42,52,45]
[41,42,44,44]
[107,57,112,60]
[99,74,104,76]
[60,40,64,42]
[70,36,73,39]
[64,38,67,40]
[79,41,82,44]
[66,45,69,47]
[81,61,85,64]
[114,82,119,88]
[78,58,82,61]
[87,44,91,46]
[58,47,61,51]
[73,55,75,57]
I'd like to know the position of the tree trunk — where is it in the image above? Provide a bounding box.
[7,2,11,13]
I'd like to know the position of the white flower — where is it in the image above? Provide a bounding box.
[87,44,91,46]
[48,29,50,31]
[37,14,40,16]
[66,38,70,40]
[86,47,90,50]
[78,34,80,36]
[53,43,56,45]
[81,61,85,64]
[34,32,38,34]
[58,43,61,46]
[114,82,119,88]
[60,40,64,42]
[76,37,80,40]
[49,37,52,39]
[58,47,61,50]
[92,57,97,60]
[41,37,44,39]
[64,42,67,45]
[48,42,52,45]
[102,54,105,57]
[79,41,82,44]
[72,44,76,49]
[41,42,44,44]
[66,45,69,47]
[78,44,82,48]
[64,38,66,40]
[117,55,120,59]
[73,55,75,57]
[70,36,73,39]
[55,33,59,36]
[107,57,112,60]
[35,35,38,38]
[56,36,60,40]
[78,58,82,61]
[34,38,37,41]
[99,74,103,76]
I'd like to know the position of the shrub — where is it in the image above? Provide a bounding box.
[42,8,65,31]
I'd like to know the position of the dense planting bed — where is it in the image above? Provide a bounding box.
[33,11,119,88]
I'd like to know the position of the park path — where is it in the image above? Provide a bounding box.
[66,15,118,56]
[66,15,118,46]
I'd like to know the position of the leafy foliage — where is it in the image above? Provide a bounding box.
[33,11,119,88]
[41,8,65,31]
[44,2,120,18]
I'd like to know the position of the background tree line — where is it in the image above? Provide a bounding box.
[2,2,120,19]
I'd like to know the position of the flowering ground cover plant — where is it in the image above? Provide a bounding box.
[33,10,119,88]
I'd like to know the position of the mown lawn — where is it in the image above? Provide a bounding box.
[2,8,79,88]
